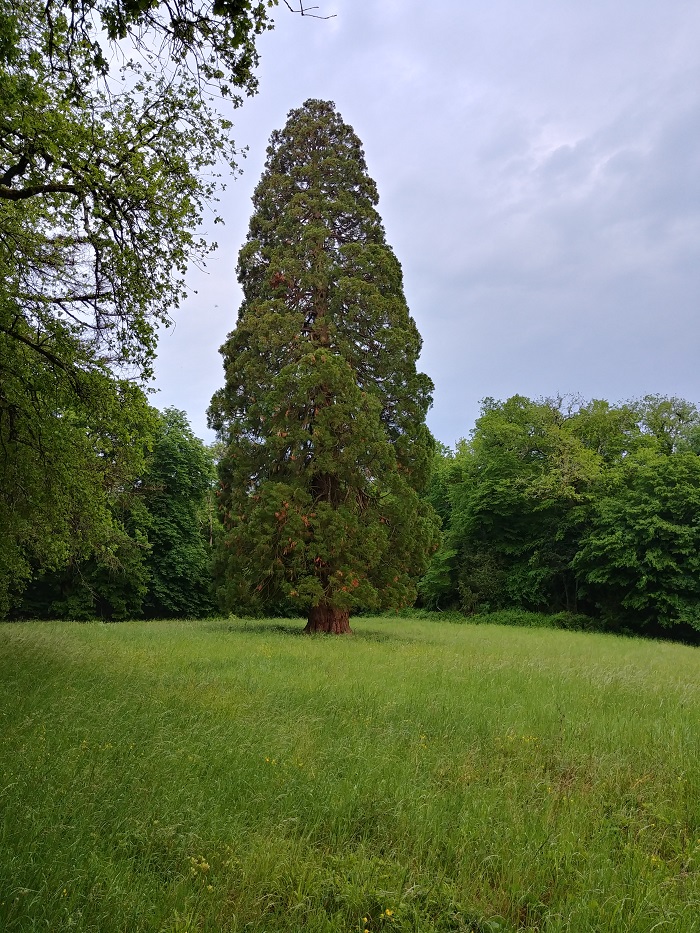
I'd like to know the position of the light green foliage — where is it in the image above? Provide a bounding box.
[0,0,273,611]
[1,0,271,373]
[421,394,700,636]
[426,396,603,615]
[636,395,700,455]
[210,100,439,622]
[574,448,700,631]
[418,443,464,610]
[0,617,698,931]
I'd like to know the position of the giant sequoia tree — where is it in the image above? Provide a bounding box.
[209,100,439,633]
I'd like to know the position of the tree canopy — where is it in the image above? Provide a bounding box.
[0,0,274,610]
[15,405,217,620]
[1,0,274,377]
[420,394,700,639]
[209,99,439,633]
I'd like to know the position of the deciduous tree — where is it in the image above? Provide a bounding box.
[573,449,700,634]
[16,406,217,620]
[420,393,700,639]
[142,408,216,618]
[0,0,274,608]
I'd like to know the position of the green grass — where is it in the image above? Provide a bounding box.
[0,616,698,932]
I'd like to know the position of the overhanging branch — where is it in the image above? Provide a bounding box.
[0,323,81,389]
[0,183,80,201]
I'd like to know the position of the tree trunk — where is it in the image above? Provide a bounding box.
[304,604,352,634]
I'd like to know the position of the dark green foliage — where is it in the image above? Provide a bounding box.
[16,407,216,620]
[19,519,151,621]
[63,0,273,96]
[142,409,216,618]
[210,100,439,624]
[0,362,157,617]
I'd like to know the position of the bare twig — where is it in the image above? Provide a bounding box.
[283,1,336,19]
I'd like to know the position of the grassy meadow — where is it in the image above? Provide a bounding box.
[0,615,698,932]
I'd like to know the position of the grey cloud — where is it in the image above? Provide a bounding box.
[152,0,700,446]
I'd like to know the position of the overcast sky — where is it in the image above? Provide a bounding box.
[152,0,700,447]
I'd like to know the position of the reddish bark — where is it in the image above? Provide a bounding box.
[304,604,352,634]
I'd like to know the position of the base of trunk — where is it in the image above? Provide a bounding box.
[304,605,352,634]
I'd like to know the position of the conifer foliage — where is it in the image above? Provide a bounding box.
[209,100,439,632]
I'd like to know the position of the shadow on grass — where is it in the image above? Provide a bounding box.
[203,617,418,643]
[352,625,418,644]
[203,619,306,637]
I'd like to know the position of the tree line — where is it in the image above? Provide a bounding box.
[420,394,700,641]
[9,405,217,620]
[10,387,700,642]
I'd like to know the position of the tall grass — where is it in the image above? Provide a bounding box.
[0,617,698,931]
